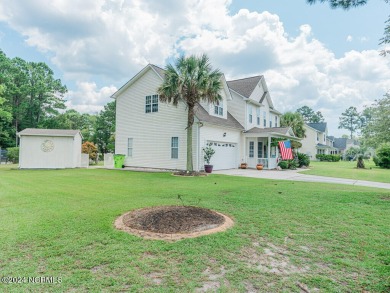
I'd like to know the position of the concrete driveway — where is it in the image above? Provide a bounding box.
[213,168,390,190]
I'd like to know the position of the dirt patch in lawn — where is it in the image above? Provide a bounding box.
[115,206,234,241]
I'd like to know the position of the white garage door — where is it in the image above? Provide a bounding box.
[208,141,238,170]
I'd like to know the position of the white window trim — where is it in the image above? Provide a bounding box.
[127,138,133,157]
[249,141,254,158]
[214,101,223,116]
[171,137,179,159]
[145,94,159,113]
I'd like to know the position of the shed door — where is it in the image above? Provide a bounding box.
[208,141,237,170]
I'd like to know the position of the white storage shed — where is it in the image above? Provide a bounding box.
[18,128,82,169]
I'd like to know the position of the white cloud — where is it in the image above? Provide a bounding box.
[65,82,117,114]
[1,0,389,136]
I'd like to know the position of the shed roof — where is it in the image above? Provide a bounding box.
[18,128,81,137]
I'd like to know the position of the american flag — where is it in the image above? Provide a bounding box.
[278,140,293,160]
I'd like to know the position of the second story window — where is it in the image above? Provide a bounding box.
[145,94,159,113]
[275,116,278,127]
[214,101,223,116]
[263,111,267,127]
[248,105,253,123]
[256,108,260,125]
[317,133,319,141]
[269,114,272,127]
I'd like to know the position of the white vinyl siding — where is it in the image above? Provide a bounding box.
[256,108,260,125]
[171,137,178,159]
[127,138,133,157]
[115,67,187,170]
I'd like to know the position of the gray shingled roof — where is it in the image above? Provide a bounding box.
[227,76,262,98]
[150,64,165,78]
[317,143,331,148]
[245,127,291,135]
[333,138,347,149]
[194,104,244,130]
[18,128,81,137]
[307,123,327,132]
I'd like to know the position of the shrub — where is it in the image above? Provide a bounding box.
[316,154,341,162]
[297,152,310,167]
[373,156,379,166]
[82,141,98,161]
[278,160,289,169]
[7,147,19,163]
[288,159,298,170]
[202,146,215,165]
[376,143,390,169]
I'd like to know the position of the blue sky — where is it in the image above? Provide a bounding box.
[0,0,389,136]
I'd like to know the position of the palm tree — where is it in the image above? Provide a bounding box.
[157,54,223,171]
[280,112,306,138]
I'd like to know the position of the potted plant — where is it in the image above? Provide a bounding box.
[203,146,215,173]
[256,163,263,170]
[240,162,248,169]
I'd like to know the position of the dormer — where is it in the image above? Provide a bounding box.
[203,74,232,120]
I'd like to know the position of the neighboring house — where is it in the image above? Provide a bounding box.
[18,128,82,169]
[300,123,338,159]
[112,64,298,171]
[333,137,360,157]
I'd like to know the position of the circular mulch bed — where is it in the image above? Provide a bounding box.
[115,206,234,241]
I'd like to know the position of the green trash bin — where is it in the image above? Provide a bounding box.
[114,154,126,168]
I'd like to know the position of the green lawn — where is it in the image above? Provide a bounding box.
[300,160,390,183]
[0,166,389,292]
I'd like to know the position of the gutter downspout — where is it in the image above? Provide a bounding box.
[197,122,204,171]
[267,134,271,169]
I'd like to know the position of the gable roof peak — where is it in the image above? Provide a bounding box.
[226,75,263,99]
[307,122,327,132]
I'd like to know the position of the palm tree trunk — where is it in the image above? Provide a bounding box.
[186,104,194,171]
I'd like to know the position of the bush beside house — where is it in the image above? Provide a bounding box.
[7,147,19,163]
[375,143,390,169]
[316,154,341,162]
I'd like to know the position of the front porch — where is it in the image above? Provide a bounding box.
[243,127,299,169]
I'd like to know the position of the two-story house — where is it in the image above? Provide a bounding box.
[300,123,338,159]
[112,64,298,171]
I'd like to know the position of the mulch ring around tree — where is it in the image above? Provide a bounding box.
[114,206,234,241]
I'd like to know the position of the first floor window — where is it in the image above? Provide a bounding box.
[145,94,159,113]
[171,137,178,159]
[249,141,254,158]
[127,138,133,157]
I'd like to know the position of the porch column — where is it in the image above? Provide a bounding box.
[267,135,271,160]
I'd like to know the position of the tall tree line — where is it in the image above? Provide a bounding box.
[0,50,115,153]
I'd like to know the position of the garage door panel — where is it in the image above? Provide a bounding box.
[207,141,237,170]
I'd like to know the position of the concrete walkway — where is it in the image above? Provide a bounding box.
[213,168,390,190]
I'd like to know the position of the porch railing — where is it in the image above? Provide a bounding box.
[257,158,278,169]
